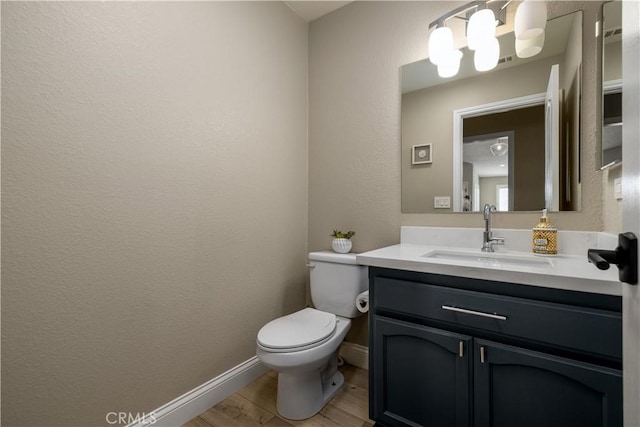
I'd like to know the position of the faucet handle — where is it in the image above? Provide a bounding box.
[481,236,505,252]
[482,236,505,252]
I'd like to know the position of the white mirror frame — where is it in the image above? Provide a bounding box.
[452,92,546,212]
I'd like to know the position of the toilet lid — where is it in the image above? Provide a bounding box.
[257,308,336,350]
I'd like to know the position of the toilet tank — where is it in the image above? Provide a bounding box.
[308,251,368,318]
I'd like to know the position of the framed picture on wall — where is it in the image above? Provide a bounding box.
[412,144,432,165]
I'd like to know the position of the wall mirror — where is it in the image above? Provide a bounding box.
[601,1,622,169]
[401,9,583,213]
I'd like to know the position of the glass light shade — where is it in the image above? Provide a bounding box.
[437,49,463,78]
[474,37,500,72]
[467,9,496,51]
[428,26,454,65]
[516,32,545,58]
[490,141,508,157]
[514,0,547,40]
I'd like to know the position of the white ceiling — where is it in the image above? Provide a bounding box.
[285,1,351,22]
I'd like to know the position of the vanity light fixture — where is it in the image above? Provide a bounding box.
[427,1,506,76]
[467,6,499,71]
[428,24,462,78]
[428,26,454,66]
[437,49,464,78]
[467,8,497,51]
[516,31,545,58]
[427,0,547,78]
[514,0,547,40]
[474,36,500,71]
[514,0,547,58]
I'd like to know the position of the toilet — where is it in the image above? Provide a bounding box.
[255,251,368,420]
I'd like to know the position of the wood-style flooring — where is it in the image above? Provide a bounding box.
[182,364,372,427]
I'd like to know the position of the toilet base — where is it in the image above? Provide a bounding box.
[276,368,345,420]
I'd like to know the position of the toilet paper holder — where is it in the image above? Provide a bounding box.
[356,290,369,313]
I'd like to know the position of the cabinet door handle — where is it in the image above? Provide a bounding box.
[441,305,507,321]
[459,341,464,358]
[480,346,485,363]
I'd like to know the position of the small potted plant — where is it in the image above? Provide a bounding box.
[331,230,356,254]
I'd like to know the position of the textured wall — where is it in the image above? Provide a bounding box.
[309,1,607,346]
[1,2,308,426]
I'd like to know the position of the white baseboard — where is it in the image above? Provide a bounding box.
[339,342,369,370]
[128,356,268,427]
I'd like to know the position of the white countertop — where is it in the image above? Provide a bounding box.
[356,227,623,296]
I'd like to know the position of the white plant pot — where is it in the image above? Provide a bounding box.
[332,238,352,254]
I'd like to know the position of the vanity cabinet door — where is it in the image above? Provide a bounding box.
[371,316,472,427]
[473,339,622,427]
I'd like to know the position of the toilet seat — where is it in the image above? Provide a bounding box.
[258,308,336,352]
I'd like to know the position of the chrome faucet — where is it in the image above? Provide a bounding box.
[481,204,504,252]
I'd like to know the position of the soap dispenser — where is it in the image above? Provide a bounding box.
[532,209,558,255]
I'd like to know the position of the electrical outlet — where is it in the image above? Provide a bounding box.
[434,196,451,209]
[614,177,622,200]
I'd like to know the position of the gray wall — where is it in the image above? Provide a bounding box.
[2,2,308,425]
[480,176,508,209]
[309,1,606,346]
[604,39,622,82]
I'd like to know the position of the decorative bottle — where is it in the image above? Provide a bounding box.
[532,209,558,255]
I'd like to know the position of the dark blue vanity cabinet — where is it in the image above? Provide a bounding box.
[368,267,623,427]
[372,317,472,427]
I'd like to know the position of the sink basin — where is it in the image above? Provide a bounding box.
[422,249,553,269]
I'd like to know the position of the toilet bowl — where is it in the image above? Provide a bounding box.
[256,309,351,420]
[255,252,368,420]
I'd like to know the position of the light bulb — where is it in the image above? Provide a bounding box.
[474,37,500,72]
[516,32,545,58]
[467,9,496,51]
[437,49,463,78]
[514,0,547,40]
[428,26,454,65]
